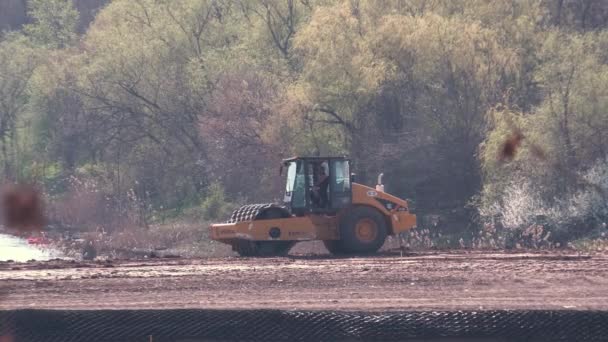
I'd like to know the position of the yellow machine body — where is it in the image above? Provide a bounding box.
[209,183,416,243]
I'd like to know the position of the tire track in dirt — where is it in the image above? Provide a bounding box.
[0,251,606,311]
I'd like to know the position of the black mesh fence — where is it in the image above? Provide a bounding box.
[1,309,608,342]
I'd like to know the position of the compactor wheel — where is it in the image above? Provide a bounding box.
[233,241,295,257]
[231,206,295,257]
[338,206,387,254]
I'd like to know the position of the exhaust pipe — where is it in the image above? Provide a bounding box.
[376,173,385,192]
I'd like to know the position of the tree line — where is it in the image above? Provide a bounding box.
[1,0,608,244]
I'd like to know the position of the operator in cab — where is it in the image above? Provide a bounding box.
[311,162,329,208]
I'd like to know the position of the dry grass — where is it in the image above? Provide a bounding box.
[572,237,608,253]
[57,221,233,259]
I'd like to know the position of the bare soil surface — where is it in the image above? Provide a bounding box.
[1,249,607,311]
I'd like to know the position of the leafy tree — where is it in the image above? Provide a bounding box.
[1,0,607,242]
[479,30,608,238]
[290,3,519,224]
[0,34,41,178]
[24,0,79,48]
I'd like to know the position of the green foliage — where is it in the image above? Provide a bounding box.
[24,0,78,48]
[480,30,608,206]
[0,0,607,244]
[0,33,42,178]
[200,182,236,221]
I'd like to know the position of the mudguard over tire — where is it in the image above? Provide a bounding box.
[229,204,295,257]
[337,206,387,254]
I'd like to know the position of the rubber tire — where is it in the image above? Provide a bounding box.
[233,207,295,257]
[339,206,387,254]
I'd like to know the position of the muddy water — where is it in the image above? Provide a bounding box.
[0,233,64,262]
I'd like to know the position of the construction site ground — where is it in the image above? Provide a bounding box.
[1,247,607,312]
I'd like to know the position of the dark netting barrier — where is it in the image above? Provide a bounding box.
[1,309,608,342]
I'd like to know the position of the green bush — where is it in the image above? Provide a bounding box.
[200,182,237,221]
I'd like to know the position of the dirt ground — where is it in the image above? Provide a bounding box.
[1,247,607,311]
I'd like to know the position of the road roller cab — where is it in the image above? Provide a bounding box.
[281,156,352,216]
[209,157,416,256]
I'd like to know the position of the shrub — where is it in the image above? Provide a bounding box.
[479,157,608,245]
[200,182,237,221]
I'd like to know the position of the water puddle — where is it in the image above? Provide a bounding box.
[0,233,64,262]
